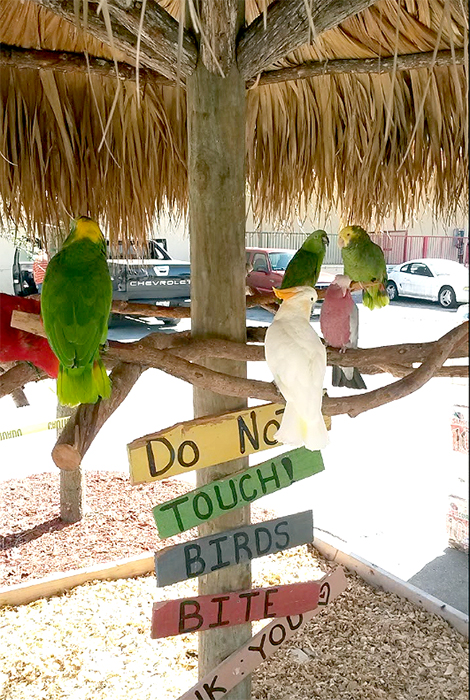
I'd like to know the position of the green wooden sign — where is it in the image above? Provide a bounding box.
[152,447,324,539]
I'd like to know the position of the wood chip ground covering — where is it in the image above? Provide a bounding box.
[1,472,468,700]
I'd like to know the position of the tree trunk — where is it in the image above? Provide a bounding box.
[57,403,86,522]
[187,0,249,692]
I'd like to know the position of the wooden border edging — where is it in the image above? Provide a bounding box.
[313,533,469,638]
[0,553,155,607]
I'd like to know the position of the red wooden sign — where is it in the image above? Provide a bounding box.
[151,579,322,638]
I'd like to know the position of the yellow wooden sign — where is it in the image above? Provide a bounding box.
[128,403,286,484]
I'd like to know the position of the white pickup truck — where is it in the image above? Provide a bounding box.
[0,237,191,306]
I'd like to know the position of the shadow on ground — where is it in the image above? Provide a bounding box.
[408,547,469,615]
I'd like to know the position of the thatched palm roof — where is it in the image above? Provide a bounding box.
[0,0,467,245]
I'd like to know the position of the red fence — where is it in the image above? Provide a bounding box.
[246,231,469,267]
[370,233,470,266]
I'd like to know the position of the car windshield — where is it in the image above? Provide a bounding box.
[268,251,295,271]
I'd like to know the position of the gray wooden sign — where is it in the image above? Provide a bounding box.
[154,511,314,587]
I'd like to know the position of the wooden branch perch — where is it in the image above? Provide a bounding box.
[4,305,467,468]
[237,0,378,79]
[52,361,144,470]
[323,322,469,418]
[0,363,47,399]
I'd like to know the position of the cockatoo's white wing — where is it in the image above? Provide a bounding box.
[265,314,328,450]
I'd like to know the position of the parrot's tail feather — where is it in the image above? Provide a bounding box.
[362,285,389,310]
[275,402,328,451]
[57,358,111,407]
[332,365,367,390]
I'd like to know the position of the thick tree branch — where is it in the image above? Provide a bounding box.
[237,0,378,79]
[51,361,144,470]
[2,43,462,90]
[105,341,282,402]
[323,322,469,418]
[247,48,466,87]
[0,363,47,399]
[30,0,197,81]
[0,43,173,85]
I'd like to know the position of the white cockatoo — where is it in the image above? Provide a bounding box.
[265,285,328,451]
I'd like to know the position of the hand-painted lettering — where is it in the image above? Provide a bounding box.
[248,633,267,660]
[192,492,213,520]
[158,495,189,531]
[233,531,252,563]
[280,456,294,482]
[274,520,290,549]
[153,449,323,538]
[255,527,272,556]
[238,411,260,454]
[263,588,278,618]
[269,623,286,646]
[208,596,231,629]
[179,600,203,633]
[239,473,257,502]
[147,438,175,477]
[262,408,284,446]
[213,482,238,510]
[286,614,304,630]
[238,590,260,621]
[178,440,200,467]
[208,535,231,571]
[184,544,205,578]
[198,676,227,700]
[257,463,281,494]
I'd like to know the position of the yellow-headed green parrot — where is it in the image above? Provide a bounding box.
[41,216,112,406]
[338,225,389,310]
[265,286,328,451]
[280,230,329,289]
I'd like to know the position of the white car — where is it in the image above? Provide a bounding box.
[386,258,469,308]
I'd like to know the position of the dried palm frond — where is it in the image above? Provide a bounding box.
[0,0,467,243]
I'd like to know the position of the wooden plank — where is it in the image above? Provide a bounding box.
[152,448,324,539]
[151,579,321,638]
[154,511,313,587]
[0,553,154,607]
[178,567,348,700]
[128,403,285,484]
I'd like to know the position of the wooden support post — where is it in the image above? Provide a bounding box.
[187,0,248,695]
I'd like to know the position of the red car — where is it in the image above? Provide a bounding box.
[246,247,334,296]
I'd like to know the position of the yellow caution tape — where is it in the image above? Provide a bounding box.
[0,416,70,441]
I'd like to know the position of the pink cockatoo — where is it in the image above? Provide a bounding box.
[320,275,367,390]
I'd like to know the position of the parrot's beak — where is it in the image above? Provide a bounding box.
[273,287,298,300]
[322,233,330,247]
[337,236,345,249]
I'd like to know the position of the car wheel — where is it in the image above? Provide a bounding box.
[438,286,456,309]
[160,317,180,327]
[386,281,399,301]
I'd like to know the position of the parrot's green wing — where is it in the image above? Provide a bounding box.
[42,242,111,367]
[41,235,112,405]
[341,232,389,310]
[281,230,329,289]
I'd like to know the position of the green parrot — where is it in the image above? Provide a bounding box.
[280,230,329,289]
[41,216,113,406]
[338,225,389,310]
